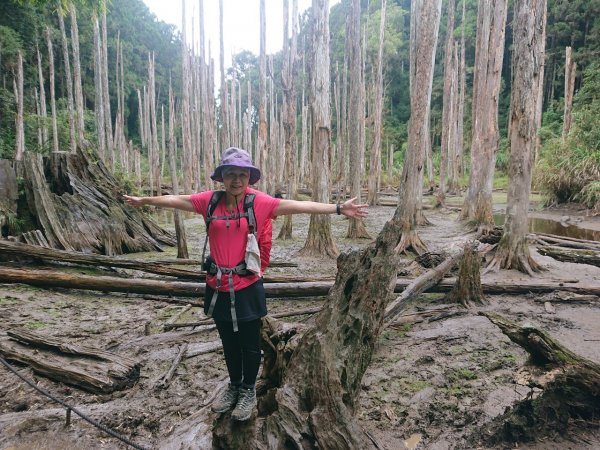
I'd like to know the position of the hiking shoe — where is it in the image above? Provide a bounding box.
[211,384,240,413]
[231,387,256,421]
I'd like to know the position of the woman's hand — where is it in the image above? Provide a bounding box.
[340,197,369,218]
[122,194,146,208]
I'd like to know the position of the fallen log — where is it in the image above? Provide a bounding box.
[476,312,600,446]
[156,343,188,389]
[2,266,600,298]
[538,245,600,268]
[533,234,600,251]
[0,329,140,394]
[0,240,309,281]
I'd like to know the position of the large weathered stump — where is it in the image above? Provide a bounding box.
[15,149,174,254]
[446,243,486,307]
[476,313,600,446]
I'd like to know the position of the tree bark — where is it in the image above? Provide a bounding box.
[257,0,268,191]
[477,312,600,446]
[459,0,508,233]
[367,0,387,207]
[218,0,230,149]
[446,243,486,307]
[538,245,600,268]
[395,0,441,255]
[36,45,48,149]
[300,0,339,258]
[57,5,76,153]
[180,0,193,194]
[93,16,106,161]
[69,2,86,145]
[562,46,576,141]
[45,27,60,153]
[487,0,546,275]
[13,51,25,161]
[346,0,370,238]
[101,8,113,162]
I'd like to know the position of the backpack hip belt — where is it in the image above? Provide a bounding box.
[206,262,248,332]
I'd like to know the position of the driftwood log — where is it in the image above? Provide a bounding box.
[0,329,140,394]
[16,150,174,254]
[2,266,600,298]
[538,245,600,268]
[476,312,600,445]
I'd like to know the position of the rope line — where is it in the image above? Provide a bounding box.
[0,356,150,450]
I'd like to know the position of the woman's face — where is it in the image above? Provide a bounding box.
[222,167,250,196]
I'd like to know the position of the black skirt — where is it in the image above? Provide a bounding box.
[204,279,267,322]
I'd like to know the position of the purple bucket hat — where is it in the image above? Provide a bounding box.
[211,147,261,185]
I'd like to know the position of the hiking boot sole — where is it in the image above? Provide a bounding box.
[232,408,254,421]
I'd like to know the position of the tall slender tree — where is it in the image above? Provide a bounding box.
[459,0,508,233]
[300,0,338,257]
[101,5,113,160]
[562,46,576,141]
[45,27,59,153]
[56,5,76,152]
[36,44,48,149]
[257,0,268,192]
[69,2,85,144]
[395,0,442,255]
[14,50,24,162]
[487,0,547,275]
[346,0,370,239]
[93,16,106,160]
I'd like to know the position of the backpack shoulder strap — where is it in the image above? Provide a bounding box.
[244,193,257,234]
[202,190,225,265]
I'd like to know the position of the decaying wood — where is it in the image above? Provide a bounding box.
[156,343,188,388]
[446,244,486,307]
[536,291,599,305]
[477,312,600,445]
[18,149,174,255]
[2,266,600,299]
[538,245,600,268]
[163,304,193,331]
[384,252,462,324]
[0,329,140,394]
[534,233,600,251]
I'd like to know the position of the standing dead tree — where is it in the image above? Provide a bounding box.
[395,0,442,255]
[487,0,547,275]
[562,46,576,142]
[45,27,59,153]
[459,0,508,233]
[56,3,76,152]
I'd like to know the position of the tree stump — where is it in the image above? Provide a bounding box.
[446,243,486,307]
[476,312,600,445]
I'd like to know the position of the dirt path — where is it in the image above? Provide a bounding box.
[1,202,599,449]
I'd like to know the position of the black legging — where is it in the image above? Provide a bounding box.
[214,318,262,387]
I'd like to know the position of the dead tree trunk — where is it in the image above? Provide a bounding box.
[446,243,485,307]
[395,0,441,255]
[218,0,230,148]
[346,0,370,239]
[57,5,76,152]
[278,0,299,240]
[45,27,59,153]
[69,2,85,145]
[13,51,25,162]
[257,0,268,190]
[456,0,467,177]
[367,0,387,207]
[36,45,48,149]
[101,9,113,161]
[180,0,193,194]
[439,0,457,205]
[459,0,508,233]
[487,0,546,275]
[93,16,106,161]
[562,46,576,142]
[477,312,600,446]
[299,0,339,258]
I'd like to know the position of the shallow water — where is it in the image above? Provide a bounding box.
[493,215,600,241]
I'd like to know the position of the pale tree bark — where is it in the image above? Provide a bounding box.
[562,46,576,142]
[69,2,85,145]
[447,42,460,194]
[169,79,189,259]
[36,44,48,149]
[388,143,394,179]
[395,0,442,255]
[181,0,193,194]
[278,0,299,240]
[459,0,508,233]
[92,16,106,161]
[218,0,230,148]
[137,89,145,148]
[101,7,113,161]
[299,0,338,258]
[148,52,161,195]
[14,51,25,162]
[346,0,370,239]
[339,49,348,190]
[35,88,42,149]
[57,6,76,153]
[199,0,214,190]
[268,63,276,193]
[300,86,308,187]
[439,0,456,205]
[487,0,547,276]
[257,0,268,191]
[45,27,59,153]
[456,0,467,177]
[367,0,387,206]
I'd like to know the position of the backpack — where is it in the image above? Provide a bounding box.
[201,190,272,272]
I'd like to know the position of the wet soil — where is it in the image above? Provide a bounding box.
[1,196,599,450]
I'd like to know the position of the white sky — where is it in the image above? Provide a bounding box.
[143,0,340,68]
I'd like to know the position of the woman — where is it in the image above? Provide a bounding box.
[123,147,367,422]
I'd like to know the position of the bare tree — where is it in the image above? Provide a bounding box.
[36,44,48,149]
[438,0,457,206]
[487,0,547,275]
[45,27,59,153]
[56,4,76,152]
[562,46,576,141]
[69,2,85,145]
[14,51,25,162]
[101,6,113,161]
[395,0,442,255]
[367,0,387,206]
[218,0,230,148]
[459,0,508,233]
[180,0,193,193]
[456,0,467,177]
[299,0,338,258]
[93,16,106,161]
[278,0,299,239]
[257,0,268,192]
[346,0,370,239]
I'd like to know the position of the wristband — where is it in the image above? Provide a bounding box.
[336,203,342,215]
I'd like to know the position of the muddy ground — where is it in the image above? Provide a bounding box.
[1,194,599,450]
